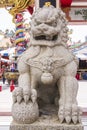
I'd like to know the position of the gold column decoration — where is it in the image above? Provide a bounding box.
[8,0,35,16]
[0,0,34,16]
[0,0,13,7]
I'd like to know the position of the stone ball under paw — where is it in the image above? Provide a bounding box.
[12,101,39,124]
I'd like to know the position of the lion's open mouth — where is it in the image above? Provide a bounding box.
[34,35,58,41]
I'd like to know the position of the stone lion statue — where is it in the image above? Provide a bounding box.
[12,5,82,124]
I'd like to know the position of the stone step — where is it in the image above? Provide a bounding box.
[0,116,87,130]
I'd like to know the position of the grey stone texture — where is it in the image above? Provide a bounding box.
[11,5,83,128]
[10,119,83,130]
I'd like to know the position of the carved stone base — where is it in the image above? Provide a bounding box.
[10,115,84,130]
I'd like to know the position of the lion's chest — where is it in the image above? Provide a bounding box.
[30,66,63,84]
[27,47,66,83]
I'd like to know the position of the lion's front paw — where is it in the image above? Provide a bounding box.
[58,105,82,124]
[12,87,37,104]
[12,88,39,124]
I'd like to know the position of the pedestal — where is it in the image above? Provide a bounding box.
[10,115,84,130]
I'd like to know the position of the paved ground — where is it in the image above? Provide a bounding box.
[77,81,87,109]
[0,80,87,129]
[0,80,13,112]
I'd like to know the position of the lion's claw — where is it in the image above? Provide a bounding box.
[31,89,37,103]
[58,105,82,124]
[12,87,37,104]
[12,87,23,103]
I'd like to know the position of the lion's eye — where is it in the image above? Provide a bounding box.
[52,21,57,27]
[34,22,37,26]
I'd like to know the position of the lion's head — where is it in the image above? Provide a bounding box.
[29,5,69,47]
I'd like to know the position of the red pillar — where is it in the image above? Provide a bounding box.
[10,80,15,92]
[0,85,2,91]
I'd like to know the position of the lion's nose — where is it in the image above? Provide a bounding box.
[39,23,48,30]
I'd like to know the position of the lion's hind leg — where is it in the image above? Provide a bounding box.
[58,61,82,124]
